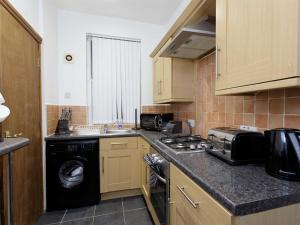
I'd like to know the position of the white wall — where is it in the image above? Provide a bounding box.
[57,10,165,106]
[41,0,59,104]
[164,0,191,32]
[8,0,41,32]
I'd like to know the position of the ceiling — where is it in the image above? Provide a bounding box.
[56,0,184,25]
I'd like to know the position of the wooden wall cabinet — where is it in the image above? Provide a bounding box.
[215,0,300,95]
[153,57,195,103]
[100,137,141,193]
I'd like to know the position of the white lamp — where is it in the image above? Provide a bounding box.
[0,92,10,123]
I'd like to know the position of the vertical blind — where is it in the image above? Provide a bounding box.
[88,35,141,124]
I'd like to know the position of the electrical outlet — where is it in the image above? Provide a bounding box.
[240,125,258,132]
[188,119,195,128]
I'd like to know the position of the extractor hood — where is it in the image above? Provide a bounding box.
[160,16,215,60]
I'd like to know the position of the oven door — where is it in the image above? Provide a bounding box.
[149,165,168,225]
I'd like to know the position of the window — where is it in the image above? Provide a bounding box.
[87,34,141,124]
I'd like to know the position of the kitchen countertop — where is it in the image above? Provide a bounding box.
[45,130,300,216]
[0,138,30,156]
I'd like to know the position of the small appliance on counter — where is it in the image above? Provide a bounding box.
[55,108,72,135]
[161,121,182,135]
[205,127,265,165]
[265,128,300,181]
[140,113,173,131]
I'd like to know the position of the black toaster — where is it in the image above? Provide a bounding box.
[205,127,265,165]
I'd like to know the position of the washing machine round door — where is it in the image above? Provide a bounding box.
[59,159,85,189]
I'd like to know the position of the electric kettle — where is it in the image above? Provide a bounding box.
[265,128,300,181]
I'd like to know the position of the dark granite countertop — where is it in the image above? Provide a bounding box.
[45,130,300,216]
[0,138,30,156]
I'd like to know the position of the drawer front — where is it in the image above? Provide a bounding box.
[171,164,232,225]
[101,137,138,150]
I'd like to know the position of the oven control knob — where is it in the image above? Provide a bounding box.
[190,144,196,150]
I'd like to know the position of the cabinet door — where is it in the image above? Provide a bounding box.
[153,57,163,102]
[161,58,172,101]
[170,187,200,225]
[139,138,150,198]
[141,148,150,199]
[100,149,140,193]
[216,0,298,91]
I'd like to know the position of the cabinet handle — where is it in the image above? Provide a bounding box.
[102,157,104,173]
[176,185,200,208]
[158,81,162,95]
[160,81,162,95]
[111,143,128,147]
[216,47,221,79]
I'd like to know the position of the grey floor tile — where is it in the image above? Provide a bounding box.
[123,196,146,211]
[125,209,153,225]
[62,206,95,222]
[61,218,93,225]
[36,210,66,225]
[93,212,125,225]
[95,198,122,216]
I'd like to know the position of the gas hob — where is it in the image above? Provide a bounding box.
[159,135,208,154]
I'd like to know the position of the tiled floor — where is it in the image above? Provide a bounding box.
[36,196,154,225]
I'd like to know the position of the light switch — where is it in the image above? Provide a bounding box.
[188,119,195,128]
[64,92,71,99]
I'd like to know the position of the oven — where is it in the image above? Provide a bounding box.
[144,147,170,225]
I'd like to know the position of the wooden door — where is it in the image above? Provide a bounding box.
[216,0,298,90]
[0,2,43,225]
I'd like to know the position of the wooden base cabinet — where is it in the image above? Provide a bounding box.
[139,138,150,199]
[100,137,141,193]
[215,0,300,95]
[170,164,232,225]
[170,163,300,225]
[153,57,194,103]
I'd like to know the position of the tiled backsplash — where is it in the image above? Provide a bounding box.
[47,53,300,137]
[46,105,135,135]
[46,105,60,135]
[46,105,88,135]
[142,53,300,138]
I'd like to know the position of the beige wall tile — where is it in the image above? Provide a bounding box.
[269,115,284,129]
[285,97,300,115]
[255,100,269,114]
[269,99,284,114]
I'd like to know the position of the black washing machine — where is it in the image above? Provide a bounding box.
[46,139,100,211]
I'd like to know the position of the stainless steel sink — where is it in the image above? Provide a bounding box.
[105,129,134,134]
